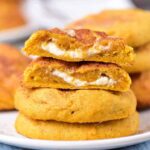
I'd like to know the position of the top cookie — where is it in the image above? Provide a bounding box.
[23,28,134,67]
[67,9,150,47]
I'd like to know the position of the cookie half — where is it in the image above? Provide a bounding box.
[15,87,136,123]
[15,112,139,140]
[23,28,134,67]
[23,58,131,92]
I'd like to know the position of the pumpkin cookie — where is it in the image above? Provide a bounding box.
[23,57,131,92]
[0,44,30,110]
[67,9,150,47]
[23,28,134,67]
[15,112,139,140]
[125,42,150,73]
[131,71,150,109]
[0,0,26,31]
[15,87,136,123]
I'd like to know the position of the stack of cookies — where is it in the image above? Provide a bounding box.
[15,28,139,140]
[67,9,150,109]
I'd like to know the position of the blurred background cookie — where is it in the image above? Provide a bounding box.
[125,43,150,73]
[0,44,30,110]
[67,9,150,47]
[131,71,150,109]
[0,0,26,31]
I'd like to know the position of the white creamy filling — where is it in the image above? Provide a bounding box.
[65,29,76,37]
[42,43,83,58]
[52,70,116,87]
[41,41,111,59]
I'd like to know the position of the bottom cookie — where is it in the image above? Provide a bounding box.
[131,71,150,109]
[15,112,139,140]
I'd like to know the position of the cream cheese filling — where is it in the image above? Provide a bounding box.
[52,69,117,87]
[65,29,76,37]
[41,41,111,59]
[42,43,83,58]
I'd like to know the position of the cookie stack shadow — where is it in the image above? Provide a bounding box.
[15,28,139,140]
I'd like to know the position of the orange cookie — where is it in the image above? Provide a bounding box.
[15,87,136,123]
[15,112,139,140]
[125,42,150,73]
[23,57,131,92]
[0,0,26,31]
[131,71,150,109]
[0,44,30,110]
[67,9,150,47]
[23,28,134,67]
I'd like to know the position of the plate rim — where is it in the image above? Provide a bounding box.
[0,131,150,149]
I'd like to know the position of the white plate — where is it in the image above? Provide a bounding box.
[0,110,150,150]
[0,0,39,42]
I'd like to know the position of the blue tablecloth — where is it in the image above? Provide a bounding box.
[0,141,150,150]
